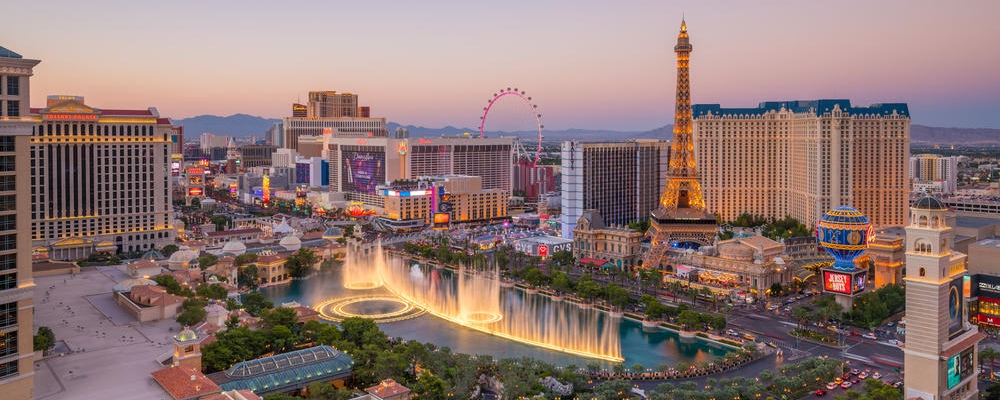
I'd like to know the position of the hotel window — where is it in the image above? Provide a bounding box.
[0,302,14,328]
[0,360,14,379]
[4,101,17,117]
[5,76,17,96]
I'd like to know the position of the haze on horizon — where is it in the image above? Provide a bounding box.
[4,0,999,131]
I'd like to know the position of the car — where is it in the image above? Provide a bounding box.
[827,325,839,332]
[841,381,853,389]
[862,332,877,340]
[743,333,757,341]
[841,374,851,381]
[826,382,838,390]
[873,371,882,379]
[887,321,895,327]
[815,389,827,396]
[850,330,860,336]
[851,368,860,375]
[834,377,844,385]
[858,371,868,379]
[784,306,792,311]
[850,378,859,384]
[893,381,903,388]
[768,305,779,311]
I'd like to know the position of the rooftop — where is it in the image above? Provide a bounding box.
[972,237,1000,249]
[693,99,909,119]
[366,379,411,399]
[151,365,221,400]
[0,45,22,58]
[209,345,354,395]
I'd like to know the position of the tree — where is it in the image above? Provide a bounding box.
[792,306,812,330]
[523,267,546,287]
[238,264,259,290]
[152,274,195,297]
[411,374,448,399]
[242,292,273,317]
[594,379,632,400]
[198,254,219,270]
[34,326,55,352]
[260,307,298,330]
[676,310,702,330]
[177,298,208,326]
[196,283,228,300]
[768,282,783,297]
[551,271,573,294]
[984,383,1000,400]
[575,276,602,302]
[606,284,630,311]
[283,248,319,279]
[161,244,179,257]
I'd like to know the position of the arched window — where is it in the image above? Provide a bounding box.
[931,216,939,228]
[918,215,928,227]
[919,267,926,277]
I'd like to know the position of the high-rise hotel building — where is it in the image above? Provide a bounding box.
[911,154,959,194]
[0,45,38,400]
[282,91,387,151]
[560,140,670,239]
[693,100,910,228]
[28,95,176,258]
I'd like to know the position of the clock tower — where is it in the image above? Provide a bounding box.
[903,197,983,400]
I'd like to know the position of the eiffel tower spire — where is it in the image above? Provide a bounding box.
[659,18,705,214]
[644,19,717,268]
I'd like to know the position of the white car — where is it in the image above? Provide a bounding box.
[862,332,877,340]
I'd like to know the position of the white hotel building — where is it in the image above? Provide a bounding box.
[692,100,910,228]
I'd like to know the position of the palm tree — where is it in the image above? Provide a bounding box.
[981,347,998,379]
[792,306,812,331]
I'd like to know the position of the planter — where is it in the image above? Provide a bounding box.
[641,319,661,332]
[678,330,697,339]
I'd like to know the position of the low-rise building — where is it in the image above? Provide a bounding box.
[115,285,185,322]
[572,210,643,270]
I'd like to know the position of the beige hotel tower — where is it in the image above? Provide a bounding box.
[904,197,983,400]
[0,45,38,399]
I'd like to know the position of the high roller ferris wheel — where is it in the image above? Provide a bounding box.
[478,87,543,167]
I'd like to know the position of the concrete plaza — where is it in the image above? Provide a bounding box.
[32,267,182,400]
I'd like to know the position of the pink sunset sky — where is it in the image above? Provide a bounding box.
[4,0,999,131]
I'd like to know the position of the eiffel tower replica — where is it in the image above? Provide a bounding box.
[643,19,718,269]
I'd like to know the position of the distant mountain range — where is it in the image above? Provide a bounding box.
[172,114,1000,145]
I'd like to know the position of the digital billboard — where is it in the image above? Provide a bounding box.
[342,149,385,195]
[946,347,975,389]
[823,271,853,295]
[187,187,203,196]
[823,270,866,295]
[948,276,965,338]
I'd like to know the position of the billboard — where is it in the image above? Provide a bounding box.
[187,187,203,196]
[822,270,866,295]
[948,276,965,338]
[342,149,385,195]
[975,274,1000,299]
[823,270,853,295]
[946,346,975,389]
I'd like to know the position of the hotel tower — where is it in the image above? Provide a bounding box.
[692,100,910,228]
[0,45,38,400]
[903,197,982,399]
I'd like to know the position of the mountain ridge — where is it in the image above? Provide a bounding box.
[171,114,1000,145]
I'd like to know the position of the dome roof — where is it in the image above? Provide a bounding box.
[175,327,198,342]
[718,242,754,260]
[221,240,247,255]
[913,196,947,210]
[279,235,301,251]
[819,206,870,225]
[169,249,199,263]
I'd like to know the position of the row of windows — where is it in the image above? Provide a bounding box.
[35,123,156,137]
[0,137,14,153]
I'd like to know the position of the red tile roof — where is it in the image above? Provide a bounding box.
[366,379,411,399]
[151,365,221,400]
[578,257,608,266]
[129,285,186,307]
[157,117,171,124]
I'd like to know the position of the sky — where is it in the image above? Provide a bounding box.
[4,0,1000,131]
